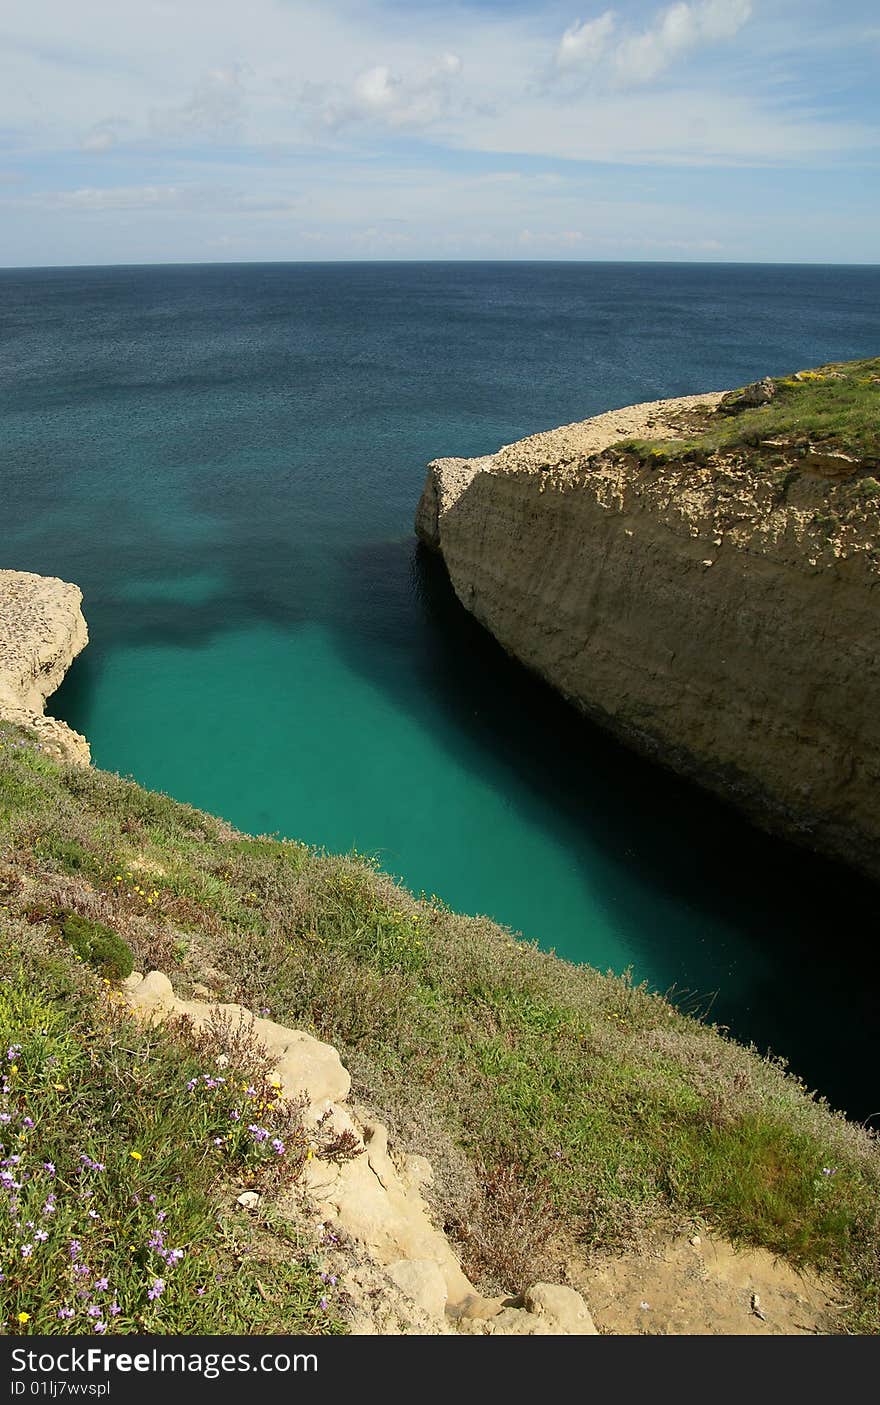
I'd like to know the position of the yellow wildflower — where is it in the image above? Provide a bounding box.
[16,1312,30,1324]
[129,1150,142,1162]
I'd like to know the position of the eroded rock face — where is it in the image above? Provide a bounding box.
[416,392,880,880]
[0,570,90,764]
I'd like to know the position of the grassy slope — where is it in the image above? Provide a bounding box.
[617,356,880,467]
[2,725,879,1333]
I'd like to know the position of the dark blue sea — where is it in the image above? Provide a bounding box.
[2,261,879,1116]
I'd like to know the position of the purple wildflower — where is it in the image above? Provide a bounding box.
[271,1138,285,1156]
[147,1279,165,1302]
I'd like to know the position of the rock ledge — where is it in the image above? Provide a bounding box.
[0,569,90,764]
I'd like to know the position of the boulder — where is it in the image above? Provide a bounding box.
[385,1259,448,1321]
[719,377,776,414]
[523,1281,598,1335]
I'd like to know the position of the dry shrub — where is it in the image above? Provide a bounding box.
[453,1161,556,1296]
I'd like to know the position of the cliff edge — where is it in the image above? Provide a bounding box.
[416,360,880,880]
[0,569,90,764]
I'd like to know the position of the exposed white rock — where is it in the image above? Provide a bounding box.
[0,569,90,764]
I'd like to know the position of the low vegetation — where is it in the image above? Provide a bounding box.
[617,356,880,468]
[1,724,879,1333]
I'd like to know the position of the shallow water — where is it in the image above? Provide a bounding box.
[2,261,879,1116]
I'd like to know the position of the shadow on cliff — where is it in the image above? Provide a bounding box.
[329,534,880,1120]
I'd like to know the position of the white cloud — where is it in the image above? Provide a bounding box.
[321,50,464,131]
[557,13,616,70]
[82,130,114,152]
[151,66,245,140]
[616,0,753,83]
[81,119,127,152]
[50,185,193,210]
[556,1,753,84]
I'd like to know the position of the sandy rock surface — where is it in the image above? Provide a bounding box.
[0,569,90,764]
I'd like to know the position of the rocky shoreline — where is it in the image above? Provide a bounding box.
[0,569,90,765]
[416,381,880,880]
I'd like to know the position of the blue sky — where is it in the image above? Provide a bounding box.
[1,0,878,265]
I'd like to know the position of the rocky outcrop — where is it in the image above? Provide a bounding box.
[416,391,880,880]
[0,570,90,764]
[122,970,598,1337]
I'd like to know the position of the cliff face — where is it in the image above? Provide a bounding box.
[416,390,880,880]
[0,569,90,764]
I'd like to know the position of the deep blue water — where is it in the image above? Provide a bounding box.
[2,261,879,1117]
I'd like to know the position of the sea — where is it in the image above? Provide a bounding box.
[2,260,879,1117]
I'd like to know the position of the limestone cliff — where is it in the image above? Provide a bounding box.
[0,569,90,764]
[416,386,880,880]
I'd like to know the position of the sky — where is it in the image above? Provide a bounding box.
[0,0,878,265]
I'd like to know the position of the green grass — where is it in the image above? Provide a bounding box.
[616,356,880,467]
[0,908,344,1335]
[2,721,879,1332]
[60,912,133,979]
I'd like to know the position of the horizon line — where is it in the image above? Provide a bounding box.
[2,256,880,273]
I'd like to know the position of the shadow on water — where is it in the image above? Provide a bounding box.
[331,535,880,1120]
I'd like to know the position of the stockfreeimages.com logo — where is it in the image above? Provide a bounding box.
[10,1347,317,1384]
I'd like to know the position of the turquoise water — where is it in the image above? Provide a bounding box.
[2,262,879,1115]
